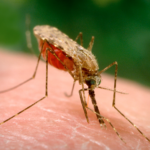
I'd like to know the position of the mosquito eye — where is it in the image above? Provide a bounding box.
[85,79,96,86]
[90,79,96,85]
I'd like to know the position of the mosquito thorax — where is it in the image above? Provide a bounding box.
[85,75,101,90]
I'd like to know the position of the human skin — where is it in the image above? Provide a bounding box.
[0,50,150,150]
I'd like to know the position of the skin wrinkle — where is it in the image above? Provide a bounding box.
[70,125,81,139]
[69,123,111,149]
[37,103,111,148]
[12,100,149,149]
[8,131,49,149]
[136,140,141,150]
[37,106,77,122]
[47,130,70,139]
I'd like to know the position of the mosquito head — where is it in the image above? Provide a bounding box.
[85,75,101,90]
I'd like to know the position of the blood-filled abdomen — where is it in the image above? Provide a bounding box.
[39,39,74,71]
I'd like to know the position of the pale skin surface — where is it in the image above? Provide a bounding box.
[0,49,150,150]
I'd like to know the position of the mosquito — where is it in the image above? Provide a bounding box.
[0,23,149,144]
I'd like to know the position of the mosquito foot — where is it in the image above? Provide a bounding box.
[64,92,72,97]
[99,119,107,129]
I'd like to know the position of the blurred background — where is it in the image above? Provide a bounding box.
[0,0,150,87]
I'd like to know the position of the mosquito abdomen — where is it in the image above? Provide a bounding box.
[39,39,74,71]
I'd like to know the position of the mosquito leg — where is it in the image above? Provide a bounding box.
[99,61,150,142]
[77,61,93,123]
[86,106,125,143]
[45,43,76,97]
[46,42,74,79]
[78,65,91,122]
[79,86,106,127]
[98,61,118,75]
[64,80,76,97]
[98,86,128,94]
[75,32,83,46]
[79,88,89,123]
[25,14,36,56]
[26,15,45,62]
[0,47,49,126]
[87,36,94,51]
[75,32,94,51]
[0,41,47,94]
[78,65,86,104]
[79,86,125,142]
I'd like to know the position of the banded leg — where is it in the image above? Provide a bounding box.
[46,42,74,79]
[75,32,83,46]
[79,87,105,127]
[78,64,90,123]
[87,36,94,51]
[66,32,83,97]
[86,107,125,143]
[0,47,49,126]
[45,43,78,98]
[44,45,91,124]
[79,88,89,123]
[99,61,150,142]
[43,41,83,98]
[25,14,36,56]
[0,41,47,94]
[64,80,76,97]
[47,40,76,97]
[67,33,94,97]
[78,65,87,105]
[98,86,127,94]
[79,87,124,142]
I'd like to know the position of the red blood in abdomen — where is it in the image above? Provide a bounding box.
[39,39,74,71]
